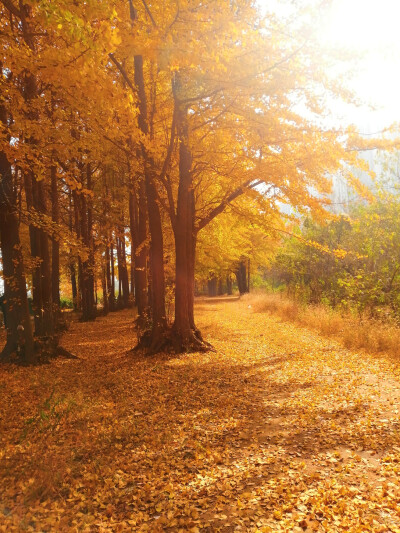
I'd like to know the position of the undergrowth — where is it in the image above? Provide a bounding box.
[247,291,400,358]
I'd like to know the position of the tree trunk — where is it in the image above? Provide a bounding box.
[70,263,78,310]
[102,261,109,315]
[132,54,168,351]
[110,241,116,310]
[106,243,114,311]
[76,166,96,321]
[217,277,224,296]
[24,171,43,335]
[236,259,248,295]
[0,148,34,363]
[37,179,54,337]
[136,179,149,319]
[171,88,209,352]
[120,233,130,307]
[144,164,168,351]
[227,275,233,295]
[208,276,217,297]
[128,189,138,306]
[51,165,60,315]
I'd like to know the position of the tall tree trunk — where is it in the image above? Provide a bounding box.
[106,242,114,311]
[136,179,149,319]
[76,166,96,321]
[128,188,138,307]
[102,260,109,315]
[51,165,60,313]
[145,164,167,350]
[70,263,78,310]
[120,232,130,307]
[236,259,248,295]
[85,164,96,319]
[110,241,115,310]
[37,179,53,337]
[171,87,208,352]
[0,148,34,362]
[24,171,43,335]
[134,54,167,351]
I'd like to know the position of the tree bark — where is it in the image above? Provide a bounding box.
[106,242,114,311]
[236,259,248,295]
[110,240,116,310]
[51,165,60,312]
[208,275,217,297]
[133,54,168,352]
[0,147,34,363]
[171,81,209,352]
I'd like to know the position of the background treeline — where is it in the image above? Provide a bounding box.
[268,192,400,321]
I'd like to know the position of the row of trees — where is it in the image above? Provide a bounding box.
[0,0,376,362]
[269,192,400,319]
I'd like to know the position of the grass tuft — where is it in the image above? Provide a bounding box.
[247,292,400,358]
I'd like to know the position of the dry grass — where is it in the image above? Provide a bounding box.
[247,291,400,358]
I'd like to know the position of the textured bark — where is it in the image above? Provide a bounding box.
[106,243,114,311]
[24,171,43,334]
[0,146,34,363]
[101,261,109,315]
[136,179,149,319]
[116,233,130,308]
[171,85,210,352]
[70,263,78,310]
[51,165,60,311]
[110,241,116,310]
[133,53,168,352]
[75,166,96,321]
[128,189,138,306]
[37,180,54,337]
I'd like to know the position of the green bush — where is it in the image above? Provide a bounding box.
[60,296,74,309]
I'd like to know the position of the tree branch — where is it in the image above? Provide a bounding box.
[1,0,21,18]
[196,179,262,232]
[141,0,157,28]
[108,53,136,94]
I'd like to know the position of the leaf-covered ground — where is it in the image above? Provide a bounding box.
[2,299,400,532]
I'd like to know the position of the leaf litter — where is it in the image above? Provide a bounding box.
[1,301,400,531]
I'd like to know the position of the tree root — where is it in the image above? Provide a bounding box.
[0,340,79,364]
[57,346,79,359]
[0,341,14,362]
[134,325,215,355]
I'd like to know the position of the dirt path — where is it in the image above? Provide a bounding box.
[1,302,400,531]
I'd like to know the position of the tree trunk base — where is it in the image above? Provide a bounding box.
[0,341,16,362]
[170,328,214,354]
[134,325,214,355]
[0,337,78,364]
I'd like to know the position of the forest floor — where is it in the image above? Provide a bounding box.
[2,299,400,532]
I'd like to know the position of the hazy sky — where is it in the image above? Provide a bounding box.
[319,0,400,128]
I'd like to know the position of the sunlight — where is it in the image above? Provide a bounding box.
[320,0,400,126]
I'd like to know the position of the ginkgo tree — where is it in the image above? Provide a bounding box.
[0,0,388,361]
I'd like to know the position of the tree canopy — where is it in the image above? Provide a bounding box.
[0,0,384,361]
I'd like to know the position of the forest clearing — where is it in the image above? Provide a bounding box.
[2,298,400,532]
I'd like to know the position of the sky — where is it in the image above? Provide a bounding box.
[318,0,400,129]
[260,0,400,130]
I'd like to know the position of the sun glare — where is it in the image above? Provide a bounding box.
[320,0,400,127]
